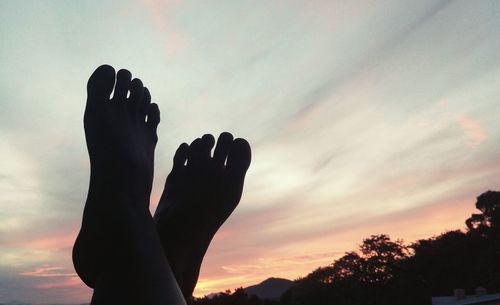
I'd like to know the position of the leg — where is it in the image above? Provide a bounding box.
[73,65,185,304]
[90,197,185,305]
[154,133,251,299]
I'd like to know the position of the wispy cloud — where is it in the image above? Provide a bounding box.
[141,0,187,56]
[20,266,76,277]
[2,0,500,303]
[221,252,341,275]
[459,114,487,148]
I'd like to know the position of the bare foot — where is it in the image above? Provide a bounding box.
[73,65,160,287]
[154,132,251,299]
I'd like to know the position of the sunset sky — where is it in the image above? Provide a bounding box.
[2,0,500,303]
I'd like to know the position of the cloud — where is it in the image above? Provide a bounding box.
[194,251,341,296]
[32,276,83,289]
[221,252,341,275]
[141,0,187,56]
[459,114,486,148]
[0,265,90,304]
[2,0,500,303]
[20,266,76,278]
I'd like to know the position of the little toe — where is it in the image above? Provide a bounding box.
[87,64,115,104]
[226,138,251,183]
[146,103,160,142]
[112,69,132,102]
[128,78,144,115]
[213,132,234,167]
[172,143,189,172]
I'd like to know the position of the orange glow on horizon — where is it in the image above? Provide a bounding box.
[193,195,477,297]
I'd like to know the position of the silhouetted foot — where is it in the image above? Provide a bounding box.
[154,133,251,299]
[73,65,160,287]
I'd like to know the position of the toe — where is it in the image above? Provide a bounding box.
[128,78,144,115]
[226,138,251,181]
[87,64,115,103]
[187,138,202,167]
[146,103,160,142]
[201,134,215,160]
[139,87,152,119]
[112,69,132,102]
[213,132,234,167]
[172,143,189,172]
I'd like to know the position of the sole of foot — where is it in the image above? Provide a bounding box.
[73,65,160,287]
[154,132,251,298]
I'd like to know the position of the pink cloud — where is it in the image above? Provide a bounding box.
[221,252,340,275]
[194,251,339,296]
[20,265,76,277]
[459,114,486,148]
[191,182,500,298]
[14,231,76,250]
[7,221,79,253]
[141,0,187,56]
[34,276,84,289]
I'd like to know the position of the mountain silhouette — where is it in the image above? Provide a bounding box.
[244,277,294,300]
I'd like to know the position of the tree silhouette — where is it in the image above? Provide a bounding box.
[194,191,500,305]
[331,251,362,282]
[358,235,407,283]
[466,191,500,234]
[408,191,500,296]
[281,234,430,305]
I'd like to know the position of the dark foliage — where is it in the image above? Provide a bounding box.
[194,190,500,305]
[408,190,500,295]
[193,288,280,305]
[281,234,430,305]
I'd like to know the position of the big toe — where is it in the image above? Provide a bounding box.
[112,69,132,102]
[226,138,251,181]
[87,64,115,102]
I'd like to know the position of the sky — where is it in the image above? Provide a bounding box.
[1,0,500,303]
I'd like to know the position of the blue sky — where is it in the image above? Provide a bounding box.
[1,0,500,303]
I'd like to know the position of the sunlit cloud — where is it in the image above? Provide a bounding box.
[459,114,486,148]
[34,276,82,289]
[20,266,76,278]
[221,252,341,275]
[1,0,500,303]
[141,0,187,56]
